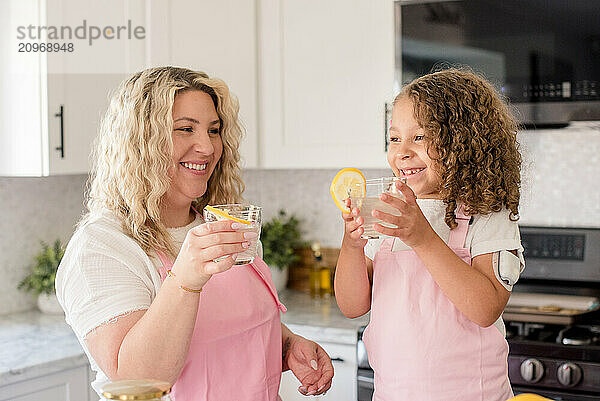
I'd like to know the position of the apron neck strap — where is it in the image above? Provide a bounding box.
[156,250,173,280]
[448,205,471,249]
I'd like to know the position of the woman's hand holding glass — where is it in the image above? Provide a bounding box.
[170,220,254,289]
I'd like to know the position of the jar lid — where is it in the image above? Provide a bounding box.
[101,379,171,400]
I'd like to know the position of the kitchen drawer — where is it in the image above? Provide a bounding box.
[0,364,89,401]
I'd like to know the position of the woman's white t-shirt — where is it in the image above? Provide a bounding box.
[364,199,525,335]
[55,210,204,398]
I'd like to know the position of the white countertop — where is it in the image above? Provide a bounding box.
[0,310,88,386]
[0,290,368,387]
[279,289,369,345]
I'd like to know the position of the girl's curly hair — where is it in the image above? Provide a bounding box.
[397,67,521,229]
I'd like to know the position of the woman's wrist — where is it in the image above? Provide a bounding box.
[166,270,203,294]
[170,260,212,289]
[169,269,211,293]
[282,333,302,371]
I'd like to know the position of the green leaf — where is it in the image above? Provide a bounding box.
[18,239,65,296]
[260,210,306,270]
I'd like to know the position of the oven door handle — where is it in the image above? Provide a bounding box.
[357,374,374,389]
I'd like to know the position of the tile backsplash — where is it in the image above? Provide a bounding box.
[1,124,599,315]
[0,176,88,315]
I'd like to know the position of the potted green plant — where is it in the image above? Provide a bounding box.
[18,239,65,314]
[260,210,305,292]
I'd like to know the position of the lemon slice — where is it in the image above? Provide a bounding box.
[204,205,252,225]
[330,168,366,212]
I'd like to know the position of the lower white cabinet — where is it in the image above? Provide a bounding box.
[279,341,357,401]
[0,364,90,401]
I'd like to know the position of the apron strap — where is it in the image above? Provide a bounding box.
[248,259,288,313]
[379,238,395,253]
[448,205,471,249]
[156,250,173,280]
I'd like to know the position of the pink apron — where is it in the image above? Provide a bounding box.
[362,209,513,401]
[156,251,287,401]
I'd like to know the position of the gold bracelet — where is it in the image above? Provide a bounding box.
[166,270,203,294]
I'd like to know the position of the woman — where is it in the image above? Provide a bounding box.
[56,67,333,400]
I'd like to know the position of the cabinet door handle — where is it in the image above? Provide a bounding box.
[55,105,64,158]
[331,357,345,363]
[384,102,390,152]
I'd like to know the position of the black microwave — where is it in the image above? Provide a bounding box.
[396,0,600,128]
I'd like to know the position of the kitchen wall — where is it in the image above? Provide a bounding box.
[1,124,599,315]
[0,175,88,315]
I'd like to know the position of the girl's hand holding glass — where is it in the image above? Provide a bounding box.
[341,198,368,249]
[372,180,436,249]
[170,220,253,289]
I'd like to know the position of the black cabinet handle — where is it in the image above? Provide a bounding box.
[384,102,390,152]
[331,357,345,363]
[55,105,64,158]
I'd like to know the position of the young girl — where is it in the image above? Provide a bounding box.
[335,68,524,401]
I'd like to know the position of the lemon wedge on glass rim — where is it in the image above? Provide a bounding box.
[330,168,366,213]
[204,205,252,225]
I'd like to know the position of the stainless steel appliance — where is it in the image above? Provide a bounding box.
[356,226,600,400]
[395,1,600,127]
[356,326,374,401]
[505,226,600,400]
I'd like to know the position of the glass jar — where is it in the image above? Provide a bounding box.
[101,379,172,400]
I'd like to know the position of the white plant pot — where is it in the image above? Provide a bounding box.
[37,292,64,314]
[270,266,289,293]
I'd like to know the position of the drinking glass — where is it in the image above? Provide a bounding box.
[203,204,262,265]
[349,177,406,239]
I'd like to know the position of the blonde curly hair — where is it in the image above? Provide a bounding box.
[397,68,521,229]
[83,66,245,257]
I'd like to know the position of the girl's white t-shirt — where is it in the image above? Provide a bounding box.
[55,210,204,398]
[364,198,525,335]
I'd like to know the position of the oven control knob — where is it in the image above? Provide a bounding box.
[557,362,582,387]
[520,358,544,383]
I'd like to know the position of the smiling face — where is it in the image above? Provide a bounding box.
[387,96,442,199]
[164,90,223,210]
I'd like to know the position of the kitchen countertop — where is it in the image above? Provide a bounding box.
[0,289,368,387]
[279,289,369,345]
[0,310,88,386]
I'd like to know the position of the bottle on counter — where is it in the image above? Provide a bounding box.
[102,379,172,400]
[309,242,333,298]
[309,242,323,298]
[319,255,332,298]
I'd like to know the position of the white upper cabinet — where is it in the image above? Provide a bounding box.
[258,0,395,169]
[157,0,259,168]
[2,1,394,174]
[1,0,147,176]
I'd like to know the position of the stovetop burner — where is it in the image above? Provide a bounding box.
[559,326,600,346]
[506,321,600,363]
[507,322,600,346]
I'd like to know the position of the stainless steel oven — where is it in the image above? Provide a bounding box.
[505,226,600,400]
[356,326,374,401]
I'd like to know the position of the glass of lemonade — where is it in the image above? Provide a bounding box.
[349,177,406,239]
[203,204,262,265]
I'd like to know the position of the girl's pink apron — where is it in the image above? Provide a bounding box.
[156,251,286,401]
[362,210,513,401]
